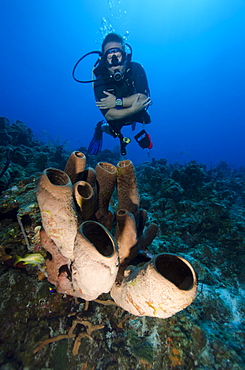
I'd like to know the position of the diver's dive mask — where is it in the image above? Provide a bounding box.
[104,48,126,66]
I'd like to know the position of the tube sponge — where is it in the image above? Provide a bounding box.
[36,168,78,259]
[110,253,198,318]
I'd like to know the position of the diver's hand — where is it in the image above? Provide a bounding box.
[96,91,116,109]
[131,94,151,113]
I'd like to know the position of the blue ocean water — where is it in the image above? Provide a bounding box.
[1,0,245,168]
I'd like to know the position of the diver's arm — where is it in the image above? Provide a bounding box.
[96,92,150,110]
[104,94,151,121]
[122,93,149,107]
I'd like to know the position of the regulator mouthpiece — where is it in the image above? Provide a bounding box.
[113,69,123,81]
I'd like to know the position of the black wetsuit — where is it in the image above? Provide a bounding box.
[93,61,151,135]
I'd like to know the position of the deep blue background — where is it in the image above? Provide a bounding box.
[1,0,245,167]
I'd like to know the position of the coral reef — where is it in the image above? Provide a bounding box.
[0,117,122,195]
[0,118,244,369]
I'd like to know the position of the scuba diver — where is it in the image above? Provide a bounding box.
[73,32,153,156]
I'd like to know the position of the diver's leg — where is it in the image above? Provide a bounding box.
[101,122,114,136]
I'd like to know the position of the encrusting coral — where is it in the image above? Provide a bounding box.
[36,152,198,318]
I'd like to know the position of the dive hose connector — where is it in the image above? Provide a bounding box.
[120,136,131,156]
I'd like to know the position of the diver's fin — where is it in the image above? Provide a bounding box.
[87,136,103,155]
[87,121,103,155]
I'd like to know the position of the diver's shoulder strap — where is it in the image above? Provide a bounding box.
[125,62,136,94]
